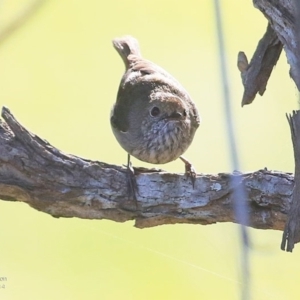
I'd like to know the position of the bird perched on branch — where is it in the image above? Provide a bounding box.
[110,36,200,198]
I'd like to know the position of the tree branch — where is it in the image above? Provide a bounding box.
[238,0,299,105]
[253,0,300,89]
[0,107,292,229]
[238,24,283,106]
[281,111,300,252]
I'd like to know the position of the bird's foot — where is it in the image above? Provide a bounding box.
[125,155,139,210]
[180,156,197,188]
[127,161,137,198]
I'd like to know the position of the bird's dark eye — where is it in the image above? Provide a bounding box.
[150,106,160,117]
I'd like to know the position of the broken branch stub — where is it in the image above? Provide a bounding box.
[237,24,283,106]
[281,111,300,252]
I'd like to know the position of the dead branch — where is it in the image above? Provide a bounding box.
[238,24,283,106]
[238,0,300,105]
[281,111,300,252]
[0,107,292,229]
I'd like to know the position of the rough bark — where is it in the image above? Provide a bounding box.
[254,0,300,89]
[0,107,293,229]
[238,24,283,106]
[281,111,300,252]
[238,0,300,105]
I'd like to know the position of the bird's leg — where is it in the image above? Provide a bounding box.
[179,156,197,188]
[126,154,138,207]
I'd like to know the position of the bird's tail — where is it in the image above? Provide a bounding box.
[112,36,141,69]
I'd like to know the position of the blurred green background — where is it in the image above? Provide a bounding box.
[0,0,298,299]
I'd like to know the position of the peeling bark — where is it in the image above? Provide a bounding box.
[253,0,300,89]
[238,24,283,106]
[0,107,293,229]
[281,111,300,252]
[238,0,300,105]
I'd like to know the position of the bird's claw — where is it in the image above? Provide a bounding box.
[185,164,196,188]
[126,161,137,200]
[180,156,197,188]
[126,155,139,210]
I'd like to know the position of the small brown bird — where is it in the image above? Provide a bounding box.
[110,36,200,196]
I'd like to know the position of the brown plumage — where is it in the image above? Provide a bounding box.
[111,36,200,167]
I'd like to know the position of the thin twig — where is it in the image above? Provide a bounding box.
[0,0,46,45]
[213,1,251,299]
